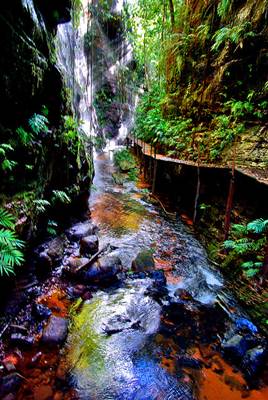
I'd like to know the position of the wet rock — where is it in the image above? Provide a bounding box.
[0,373,23,397]
[83,255,122,283]
[37,251,53,270]
[67,221,98,241]
[132,249,155,272]
[32,303,52,320]
[222,334,248,359]
[149,270,166,286]
[175,289,193,302]
[10,333,35,347]
[80,235,99,256]
[176,356,203,369]
[242,346,267,378]
[42,316,69,345]
[2,359,16,373]
[81,291,93,301]
[67,256,90,274]
[46,236,67,261]
[235,318,258,334]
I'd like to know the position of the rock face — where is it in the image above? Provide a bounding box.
[0,0,93,241]
[132,250,155,272]
[42,316,69,345]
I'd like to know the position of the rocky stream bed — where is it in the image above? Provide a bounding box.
[0,151,268,400]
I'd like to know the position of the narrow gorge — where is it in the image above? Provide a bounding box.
[0,1,267,400]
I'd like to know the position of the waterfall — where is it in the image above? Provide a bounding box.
[56,0,137,144]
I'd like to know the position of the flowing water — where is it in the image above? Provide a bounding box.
[63,149,268,400]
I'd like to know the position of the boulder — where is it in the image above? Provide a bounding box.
[0,373,23,397]
[132,249,155,272]
[42,316,68,345]
[67,221,97,241]
[80,235,99,256]
[67,256,90,274]
[222,334,248,359]
[46,236,67,261]
[83,255,122,283]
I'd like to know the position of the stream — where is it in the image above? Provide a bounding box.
[2,148,268,400]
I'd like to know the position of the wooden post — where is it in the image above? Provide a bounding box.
[152,146,157,194]
[193,144,201,224]
[224,144,236,241]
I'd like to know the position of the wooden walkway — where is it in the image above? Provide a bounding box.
[129,136,268,186]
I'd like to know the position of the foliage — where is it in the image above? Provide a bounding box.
[0,208,24,276]
[51,190,71,205]
[224,219,268,278]
[47,220,58,236]
[217,0,232,19]
[33,199,51,214]
[71,0,83,29]
[114,149,136,172]
[0,143,17,172]
[212,22,255,52]
[28,113,49,134]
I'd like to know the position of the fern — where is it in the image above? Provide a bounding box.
[0,208,15,228]
[0,208,25,276]
[47,220,58,236]
[28,113,49,134]
[247,219,268,234]
[16,127,33,145]
[51,190,71,204]
[33,199,51,213]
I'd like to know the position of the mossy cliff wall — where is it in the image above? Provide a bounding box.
[0,0,93,238]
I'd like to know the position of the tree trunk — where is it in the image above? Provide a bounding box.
[169,0,175,30]
[224,173,235,241]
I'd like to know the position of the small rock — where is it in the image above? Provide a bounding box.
[82,291,92,301]
[10,333,35,347]
[3,360,16,373]
[67,221,98,241]
[0,373,23,397]
[32,303,52,320]
[42,316,68,345]
[175,289,193,301]
[132,249,155,272]
[80,235,99,256]
[222,334,248,359]
[72,284,86,296]
[242,346,267,378]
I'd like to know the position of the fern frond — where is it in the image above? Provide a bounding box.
[0,208,15,228]
[29,113,49,134]
[52,190,71,204]
[33,199,51,213]
[247,218,268,234]
[232,224,248,236]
